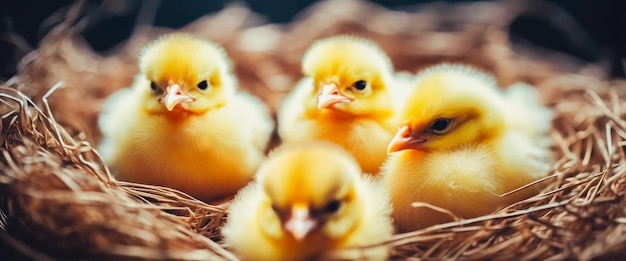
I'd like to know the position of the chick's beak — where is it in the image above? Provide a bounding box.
[387,125,427,154]
[317,84,352,109]
[163,84,194,111]
[284,204,316,241]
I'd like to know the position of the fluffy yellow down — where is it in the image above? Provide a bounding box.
[98,33,273,202]
[383,64,553,232]
[222,142,393,260]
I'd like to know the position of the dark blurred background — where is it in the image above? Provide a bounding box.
[1,0,625,80]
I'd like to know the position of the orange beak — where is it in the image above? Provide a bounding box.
[163,84,194,111]
[284,204,316,241]
[387,125,427,154]
[317,84,352,109]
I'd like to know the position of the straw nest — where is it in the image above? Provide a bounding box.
[2,0,626,260]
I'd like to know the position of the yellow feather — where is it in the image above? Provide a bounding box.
[382,63,553,232]
[278,35,407,175]
[98,33,273,202]
[222,142,393,260]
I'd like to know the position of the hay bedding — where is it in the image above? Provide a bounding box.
[1,0,625,259]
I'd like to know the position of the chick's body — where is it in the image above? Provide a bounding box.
[222,142,393,260]
[278,35,405,175]
[98,34,273,201]
[383,64,553,232]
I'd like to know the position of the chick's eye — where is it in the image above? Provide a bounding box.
[150,81,157,91]
[271,204,283,216]
[197,80,209,90]
[324,200,342,214]
[353,80,367,91]
[428,118,452,134]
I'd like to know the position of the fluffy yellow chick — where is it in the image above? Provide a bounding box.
[278,35,406,175]
[98,33,273,202]
[222,142,393,260]
[382,64,553,232]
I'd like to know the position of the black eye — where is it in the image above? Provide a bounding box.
[150,81,157,91]
[428,118,452,134]
[353,80,367,91]
[324,200,341,213]
[197,80,208,90]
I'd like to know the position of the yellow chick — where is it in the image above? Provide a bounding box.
[98,34,273,202]
[277,35,405,175]
[382,64,553,232]
[222,142,393,260]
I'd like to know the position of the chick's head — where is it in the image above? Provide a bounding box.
[257,142,364,242]
[388,64,506,154]
[301,35,394,118]
[138,34,236,115]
